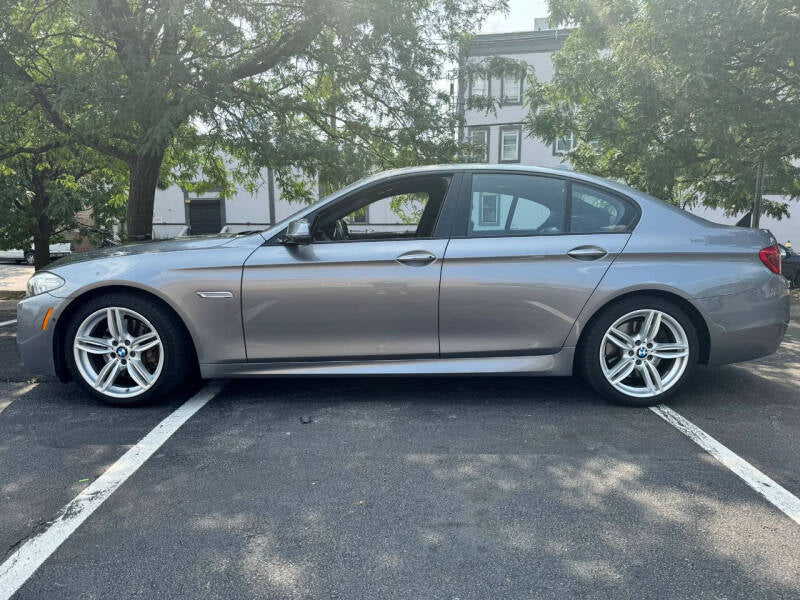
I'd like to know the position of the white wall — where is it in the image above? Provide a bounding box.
[691,199,799,245]
[464,50,567,168]
[152,166,318,239]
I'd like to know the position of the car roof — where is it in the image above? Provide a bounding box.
[368,164,647,200]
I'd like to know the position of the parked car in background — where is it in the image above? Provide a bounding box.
[779,244,800,287]
[0,243,72,265]
[16,165,790,408]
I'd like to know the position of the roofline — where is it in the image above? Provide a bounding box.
[465,28,575,56]
[357,164,645,199]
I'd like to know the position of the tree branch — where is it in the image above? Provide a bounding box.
[228,13,325,82]
[0,141,69,161]
[0,44,135,162]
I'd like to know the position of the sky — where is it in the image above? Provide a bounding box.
[480,0,551,33]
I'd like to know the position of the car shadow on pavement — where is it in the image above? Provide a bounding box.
[37,373,798,600]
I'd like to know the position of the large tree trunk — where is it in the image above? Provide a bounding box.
[30,170,52,271]
[32,227,51,271]
[126,154,163,242]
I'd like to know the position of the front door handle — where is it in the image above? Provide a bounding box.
[567,245,608,261]
[396,250,437,266]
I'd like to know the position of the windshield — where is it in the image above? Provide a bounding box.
[270,195,331,232]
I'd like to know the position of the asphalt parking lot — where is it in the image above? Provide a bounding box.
[1,294,799,599]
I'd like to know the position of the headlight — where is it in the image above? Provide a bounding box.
[26,272,65,297]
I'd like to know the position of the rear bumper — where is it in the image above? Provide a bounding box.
[16,293,65,377]
[699,275,790,366]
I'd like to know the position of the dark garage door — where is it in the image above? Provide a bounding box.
[189,200,222,235]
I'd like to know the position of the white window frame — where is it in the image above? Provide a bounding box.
[479,193,500,226]
[499,126,521,163]
[554,132,576,155]
[467,127,490,163]
[500,74,523,104]
[469,76,489,98]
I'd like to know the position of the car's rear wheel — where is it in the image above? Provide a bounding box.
[65,293,192,406]
[578,296,699,406]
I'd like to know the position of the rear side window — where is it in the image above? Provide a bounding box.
[468,174,566,237]
[571,183,636,233]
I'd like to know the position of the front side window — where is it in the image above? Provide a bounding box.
[501,74,522,103]
[467,128,490,163]
[468,174,566,237]
[313,176,451,242]
[499,127,521,163]
[570,183,636,233]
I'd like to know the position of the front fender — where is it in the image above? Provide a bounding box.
[47,246,253,365]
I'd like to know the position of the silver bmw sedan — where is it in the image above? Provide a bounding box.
[17,165,790,407]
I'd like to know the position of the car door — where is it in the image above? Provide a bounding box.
[241,174,457,362]
[439,172,636,356]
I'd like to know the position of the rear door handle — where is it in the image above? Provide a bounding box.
[396,250,437,266]
[567,245,608,261]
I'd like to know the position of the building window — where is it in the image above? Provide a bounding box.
[554,132,576,155]
[479,193,500,226]
[469,76,489,98]
[469,174,567,237]
[499,126,521,163]
[467,127,490,163]
[349,206,368,224]
[501,74,523,104]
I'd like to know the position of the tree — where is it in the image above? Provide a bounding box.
[524,0,800,218]
[0,0,502,240]
[0,95,126,269]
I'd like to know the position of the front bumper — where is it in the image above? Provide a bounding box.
[699,274,791,366]
[16,292,68,377]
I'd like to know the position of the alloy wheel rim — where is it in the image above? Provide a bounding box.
[599,309,689,398]
[73,307,164,398]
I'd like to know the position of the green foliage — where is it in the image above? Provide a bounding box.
[389,192,427,224]
[1,0,504,236]
[0,84,127,259]
[525,0,800,217]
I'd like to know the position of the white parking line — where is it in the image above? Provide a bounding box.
[651,404,800,526]
[0,380,227,599]
[0,319,16,328]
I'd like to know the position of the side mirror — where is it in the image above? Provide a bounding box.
[284,218,313,244]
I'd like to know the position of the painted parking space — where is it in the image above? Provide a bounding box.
[662,317,800,497]
[0,297,798,599]
[0,379,190,581]
[3,375,799,599]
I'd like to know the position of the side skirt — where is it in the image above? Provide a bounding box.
[201,347,575,378]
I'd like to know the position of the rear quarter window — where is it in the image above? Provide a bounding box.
[571,184,636,233]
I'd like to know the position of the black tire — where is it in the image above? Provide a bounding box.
[64,292,194,406]
[577,295,700,407]
[24,252,34,265]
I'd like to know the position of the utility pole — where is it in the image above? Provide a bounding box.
[752,159,764,229]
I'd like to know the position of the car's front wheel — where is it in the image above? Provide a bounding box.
[65,293,193,406]
[578,296,699,406]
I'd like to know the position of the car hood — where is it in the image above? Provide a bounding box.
[48,234,257,268]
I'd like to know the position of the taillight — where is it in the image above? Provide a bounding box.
[759,245,781,274]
